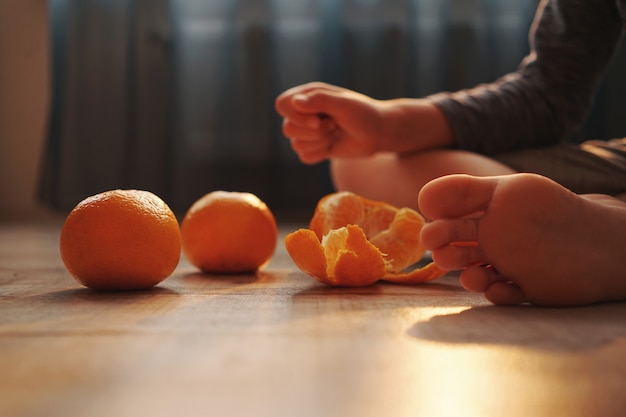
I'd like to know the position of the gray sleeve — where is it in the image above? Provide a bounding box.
[428,0,625,155]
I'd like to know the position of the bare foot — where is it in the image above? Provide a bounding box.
[418,173,626,306]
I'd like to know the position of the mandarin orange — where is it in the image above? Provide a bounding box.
[285,225,386,286]
[60,189,182,291]
[180,191,277,273]
[286,191,447,286]
[309,191,426,272]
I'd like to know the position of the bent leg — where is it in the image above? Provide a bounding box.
[330,149,515,210]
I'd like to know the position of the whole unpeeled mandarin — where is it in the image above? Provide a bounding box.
[181,191,277,273]
[60,189,182,290]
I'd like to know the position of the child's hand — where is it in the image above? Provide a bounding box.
[275,82,388,164]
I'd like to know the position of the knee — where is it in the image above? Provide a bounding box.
[328,154,421,209]
[329,158,368,193]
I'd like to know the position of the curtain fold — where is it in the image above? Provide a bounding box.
[42,0,175,209]
[41,0,624,214]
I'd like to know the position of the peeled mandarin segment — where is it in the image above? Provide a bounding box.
[309,191,366,239]
[284,228,330,284]
[360,203,397,238]
[310,191,400,240]
[285,225,386,287]
[369,208,426,273]
[323,225,386,286]
[382,262,448,284]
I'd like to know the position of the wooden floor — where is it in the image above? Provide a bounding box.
[1,222,626,417]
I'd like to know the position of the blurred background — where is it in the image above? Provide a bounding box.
[2,0,626,222]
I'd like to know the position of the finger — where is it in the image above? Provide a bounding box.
[290,137,333,154]
[294,147,332,165]
[484,281,527,305]
[275,82,345,118]
[459,266,527,305]
[290,89,364,122]
[459,265,499,293]
[282,118,341,143]
[282,119,325,141]
[276,93,323,127]
[288,133,334,164]
[278,82,345,101]
[419,174,503,219]
[420,218,479,250]
[281,112,324,129]
[430,244,486,271]
[298,153,330,165]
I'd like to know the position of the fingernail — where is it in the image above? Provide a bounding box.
[293,94,309,105]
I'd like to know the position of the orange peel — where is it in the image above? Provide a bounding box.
[285,225,386,287]
[286,191,448,286]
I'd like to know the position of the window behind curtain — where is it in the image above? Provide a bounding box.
[45,0,626,217]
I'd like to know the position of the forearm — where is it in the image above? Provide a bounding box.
[378,98,456,154]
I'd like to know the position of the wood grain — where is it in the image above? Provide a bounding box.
[1,224,626,417]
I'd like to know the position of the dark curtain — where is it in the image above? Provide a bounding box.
[41,0,177,211]
[40,0,626,215]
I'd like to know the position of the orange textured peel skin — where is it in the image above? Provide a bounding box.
[286,191,447,286]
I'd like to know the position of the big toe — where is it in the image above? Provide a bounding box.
[418,174,502,220]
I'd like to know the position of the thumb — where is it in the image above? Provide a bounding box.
[292,90,353,117]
